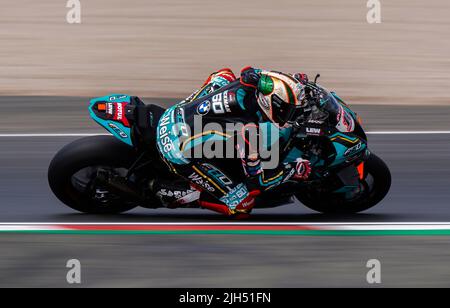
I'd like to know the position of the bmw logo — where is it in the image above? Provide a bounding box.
[197,101,211,115]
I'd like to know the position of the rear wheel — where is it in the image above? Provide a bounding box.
[296,153,391,214]
[48,136,140,214]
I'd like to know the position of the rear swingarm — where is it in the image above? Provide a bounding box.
[95,168,144,202]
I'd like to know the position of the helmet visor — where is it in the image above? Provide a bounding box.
[271,94,303,126]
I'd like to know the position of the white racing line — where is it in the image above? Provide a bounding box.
[1,222,450,225]
[0,131,450,137]
[0,222,450,232]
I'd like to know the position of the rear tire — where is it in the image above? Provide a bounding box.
[48,135,140,214]
[296,153,391,214]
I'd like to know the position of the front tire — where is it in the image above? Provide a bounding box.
[48,135,140,214]
[296,153,391,214]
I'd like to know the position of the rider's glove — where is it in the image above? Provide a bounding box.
[292,158,312,181]
[293,72,309,85]
[240,66,261,89]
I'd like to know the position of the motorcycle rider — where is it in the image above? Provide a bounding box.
[154,67,364,218]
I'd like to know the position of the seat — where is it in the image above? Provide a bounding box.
[145,104,166,130]
[125,97,167,146]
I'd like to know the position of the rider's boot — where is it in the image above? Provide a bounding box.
[149,179,201,208]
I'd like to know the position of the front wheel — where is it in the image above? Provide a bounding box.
[48,136,140,214]
[296,153,391,214]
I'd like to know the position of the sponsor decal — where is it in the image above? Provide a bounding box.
[197,101,211,115]
[282,167,296,183]
[108,95,127,101]
[157,188,196,198]
[226,90,236,104]
[344,142,363,156]
[188,173,215,192]
[306,127,322,136]
[103,102,129,127]
[240,197,255,209]
[220,183,249,209]
[215,76,230,88]
[177,189,201,204]
[108,123,128,138]
[158,112,174,153]
[202,163,234,188]
[106,103,114,116]
[115,103,124,120]
[307,119,324,125]
[222,91,232,113]
[175,107,185,123]
[175,108,189,138]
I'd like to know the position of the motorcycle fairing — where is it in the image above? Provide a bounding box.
[89,94,133,146]
[156,105,190,165]
[329,132,367,167]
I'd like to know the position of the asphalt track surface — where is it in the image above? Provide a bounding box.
[2,133,450,223]
[1,97,450,287]
[0,234,449,288]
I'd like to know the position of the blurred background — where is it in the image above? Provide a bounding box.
[0,0,449,104]
[1,0,450,288]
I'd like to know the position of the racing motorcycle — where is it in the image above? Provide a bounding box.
[48,78,391,215]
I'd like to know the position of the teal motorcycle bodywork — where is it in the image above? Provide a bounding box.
[89,94,133,146]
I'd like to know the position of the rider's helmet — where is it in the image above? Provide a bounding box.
[256,71,307,128]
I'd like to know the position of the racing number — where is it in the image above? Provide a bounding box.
[212,94,225,114]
